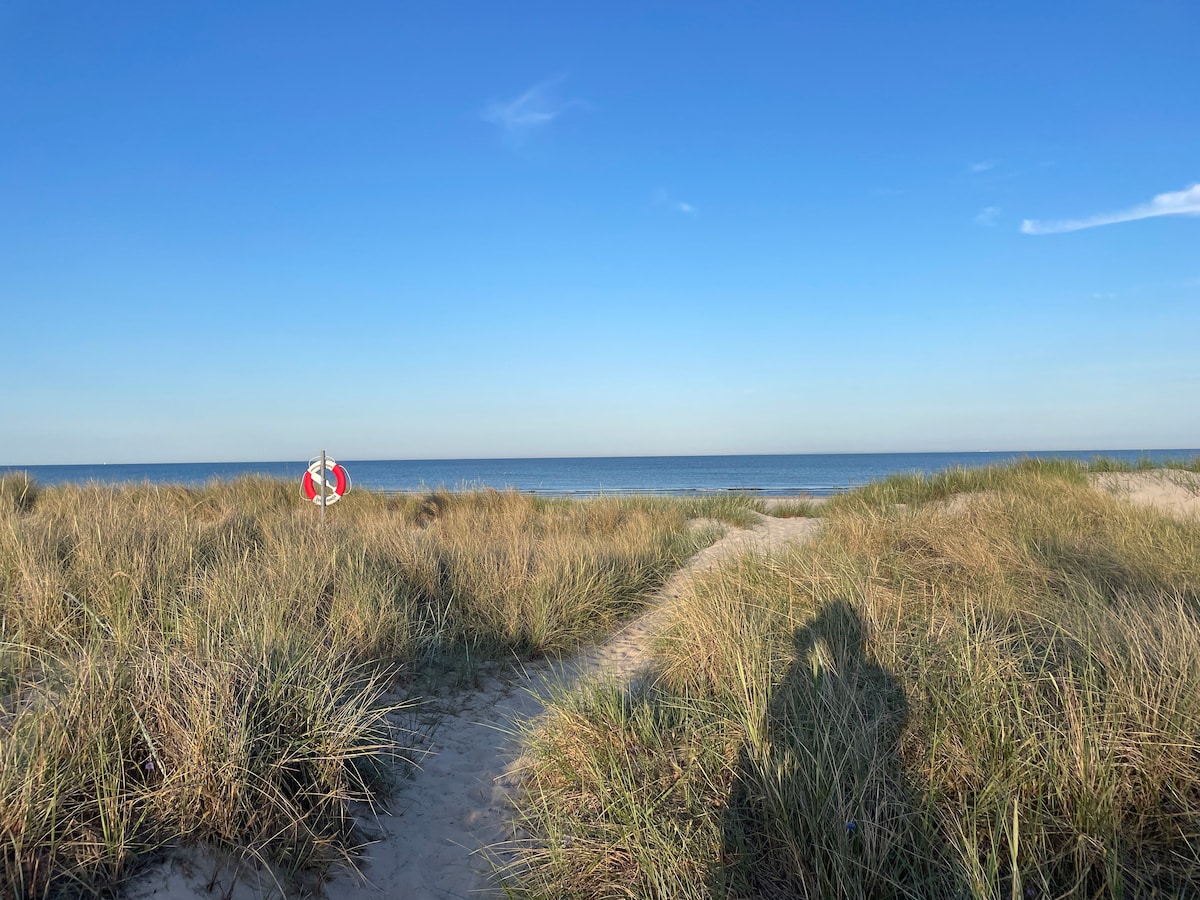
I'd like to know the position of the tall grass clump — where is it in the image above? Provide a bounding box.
[825,457,1092,513]
[765,498,821,518]
[510,464,1200,898]
[0,480,723,896]
[1086,454,1200,474]
[0,471,38,514]
[827,455,1200,514]
[674,494,766,527]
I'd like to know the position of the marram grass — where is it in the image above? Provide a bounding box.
[508,463,1200,899]
[0,478,738,897]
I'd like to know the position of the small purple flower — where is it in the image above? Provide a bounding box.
[144,759,156,773]
[1024,888,1036,899]
[846,820,858,834]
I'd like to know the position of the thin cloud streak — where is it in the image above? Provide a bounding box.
[1022,183,1200,235]
[481,77,580,138]
[975,206,1001,226]
[652,187,697,214]
[969,160,996,174]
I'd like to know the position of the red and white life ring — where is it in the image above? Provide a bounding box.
[303,457,350,505]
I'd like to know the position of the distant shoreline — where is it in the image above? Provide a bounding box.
[3,450,1198,498]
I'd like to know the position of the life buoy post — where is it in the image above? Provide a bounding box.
[303,451,351,523]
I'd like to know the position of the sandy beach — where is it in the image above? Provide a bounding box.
[1089,469,1200,519]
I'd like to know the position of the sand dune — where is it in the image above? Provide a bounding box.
[118,473,1200,899]
[125,513,821,900]
[1090,470,1200,519]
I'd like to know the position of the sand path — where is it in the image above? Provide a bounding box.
[125,512,820,900]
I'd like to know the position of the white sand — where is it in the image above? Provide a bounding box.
[1089,469,1200,520]
[124,512,821,900]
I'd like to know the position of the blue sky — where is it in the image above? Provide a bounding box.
[2,1,1197,464]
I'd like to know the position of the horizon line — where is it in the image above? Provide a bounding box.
[4,447,1199,469]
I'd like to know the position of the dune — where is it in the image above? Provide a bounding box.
[123,513,821,900]
[1089,469,1200,520]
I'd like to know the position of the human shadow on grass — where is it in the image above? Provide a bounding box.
[716,598,961,899]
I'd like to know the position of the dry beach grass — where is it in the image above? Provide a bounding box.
[509,461,1200,899]
[4,460,1200,899]
[0,477,743,897]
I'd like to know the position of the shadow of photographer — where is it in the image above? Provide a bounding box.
[716,598,957,898]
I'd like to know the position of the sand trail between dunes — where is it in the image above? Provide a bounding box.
[325,513,822,900]
[125,513,821,900]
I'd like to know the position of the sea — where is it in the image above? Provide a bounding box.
[3,450,1198,498]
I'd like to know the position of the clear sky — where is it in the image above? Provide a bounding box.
[2,1,1198,465]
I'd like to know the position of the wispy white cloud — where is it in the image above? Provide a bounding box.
[652,187,697,214]
[975,206,1001,226]
[481,77,580,140]
[1022,183,1200,235]
[969,160,996,174]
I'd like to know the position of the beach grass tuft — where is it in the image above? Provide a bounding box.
[765,497,822,518]
[508,463,1200,898]
[0,471,39,514]
[0,480,748,895]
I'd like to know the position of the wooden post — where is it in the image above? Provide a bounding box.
[320,449,327,525]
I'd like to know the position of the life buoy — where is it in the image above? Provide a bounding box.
[303,458,350,505]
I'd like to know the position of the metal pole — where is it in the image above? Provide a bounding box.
[320,449,327,525]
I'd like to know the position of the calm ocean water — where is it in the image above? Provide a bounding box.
[4,451,1198,497]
